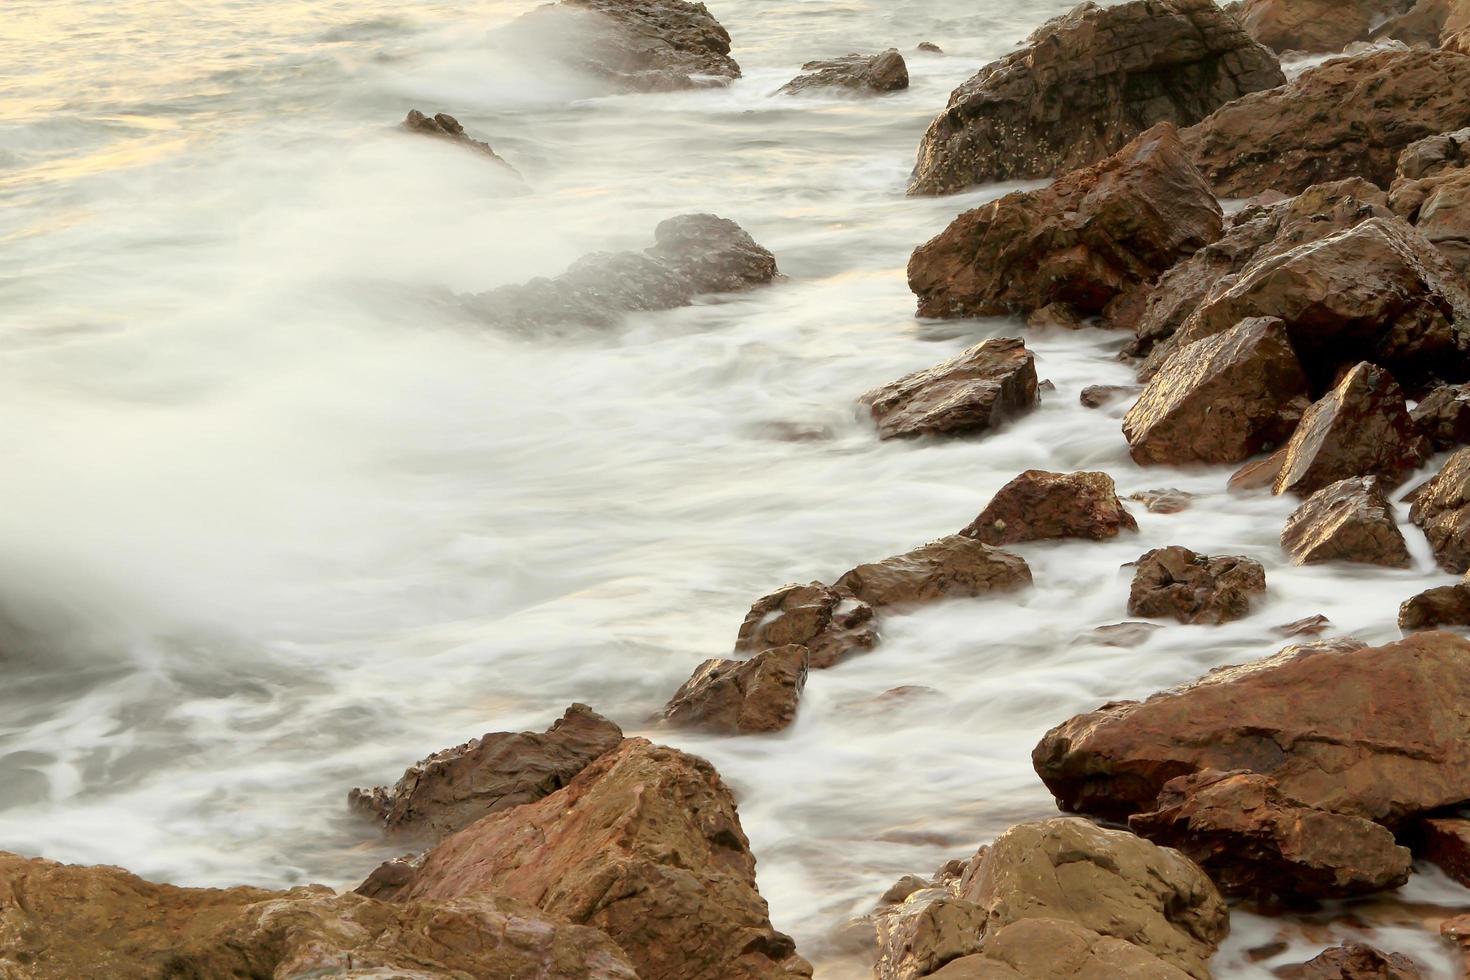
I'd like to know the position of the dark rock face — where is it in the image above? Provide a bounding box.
[1280,477,1411,567]
[1181,49,1470,196]
[1275,942,1425,980]
[834,535,1032,609]
[908,124,1222,319]
[466,214,779,329]
[1398,580,1470,629]
[1411,383,1470,450]
[403,110,518,172]
[1128,770,1412,900]
[960,470,1137,545]
[734,582,877,669]
[1239,0,1415,51]
[1127,546,1266,624]
[1124,316,1308,465]
[663,644,808,733]
[778,49,908,94]
[348,703,623,839]
[1413,816,1470,888]
[907,0,1283,194]
[1409,447,1470,571]
[859,337,1038,440]
[1032,631,1470,825]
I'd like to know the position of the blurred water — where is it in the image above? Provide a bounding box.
[1,1,1465,976]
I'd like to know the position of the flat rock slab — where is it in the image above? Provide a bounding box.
[834,535,1032,609]
[778,49,908,95]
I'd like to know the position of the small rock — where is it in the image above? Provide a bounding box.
[1025,302,1084,330]
[1274,614,1332,636]
[916,41,943,53]
[1274,942,1425,979]
[1410,382,1470,450]
[879,875,930,906]
[1229,448,1288,492]
[1091,621,1165,647]
[1412,816,1470,888]
[734,581,877,669]
[1409,447,1470,571]
[1398,580,1470,629]
[834,535,1032,609]
[960,470,1137,545]
[403,110,518,172]
[859,337,1038,440]
[662,644,808,734]
[1129,488,1193,514]
[778,50,908,95]
[1080,384,1139,408]
[1127,546,1266,625]
[1280,477,1411,567]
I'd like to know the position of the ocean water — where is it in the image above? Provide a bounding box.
[1,0,1465,975]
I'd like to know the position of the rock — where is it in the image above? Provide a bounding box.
[348,702,623,839]
[1389,129,1470,277]
[960,471,1137,548]
[379,737,811,980]
[1091,621,1165,647]
[1128,769,1412,900]
[1229,448,1288,492]
[1396,127,1470,182]
[0,851,638,980]
[1408,447,1470,571]
[907,0,1283,194]
[874,891,989,980]
[859,338,1038,440]
[1376,0,1470,46]
[1124,316,1309,465]
[928,919,1196,979]
[1025,302,1085,330]
[1274,942,1425,979]
[1412,816,1470,888]
[1411,383,1470,449]
[1080,384,1139,408]
[1443,916,1470,977]
[1033,631,1470,825]
[908,124,1222,319]
[917,41,943,53]
[1275,613,1332,636]
[663,644,808,733]
[466,213,779,330]
[1273,363,1431,497]
[1239,0,1416,52]
[1279,477,1412,567]
[1130,488,1194,513]
[834,535,1032,609]
[1181,49,1470,196]
[403,110,519,173]
[778,49,908,95]
[880,875,932,906]
[1127,545,1266,624]
[1398,580,1470,629]
[734,581,878,669]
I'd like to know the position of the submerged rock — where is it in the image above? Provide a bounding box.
[663,644,808,733]
[960,470,1137,545]
[859,337,1038,440]
[1130,488,1194,514]
[1280,477,1411,567]
[402,109,518,173]
[734,581,877,668]
[834,535,1032,609]
[1127,545,1266,624]
[1080,384,1139,408]
[778,49,908,94]
[1409,447,1470,571]
[1275,942,1425,980]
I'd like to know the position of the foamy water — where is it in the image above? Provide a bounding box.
[2,1,1466,976]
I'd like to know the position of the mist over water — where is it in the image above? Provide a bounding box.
[2,1,1465,976]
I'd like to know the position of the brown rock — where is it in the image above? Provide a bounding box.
[928,919,1196,979]
[1274,942,1425,979]
[1390,130,1470,278]
[1182,49,1470,196]
[734,581,878,668]
[403,110,519,173]
[663,644,808,733]
[1411,382,1470,450]
[1080,384,1139,408]
[1229,447,1288,492]
[1025,302,1085,330]
[1091,621,1165,647]
[1274,613,1332,636]
[874,892,988,980]
[907,0,1283,194]
[834,535,1032,609]
[1280,476,1412,567]
[1273,363,1431,497]
[960,470,1137,545]
[859,338,1038,440]
[1124,316,1309,465]
[1408,447,1470,571]
[917,41,944,54]
[1443,915,1470,977]
[1130,488,1194,513]
[908,124,1222,319]
[384,737,811,980]
[348,702,623,839]
[1239,0,1416,52]
[1128,769,1412,900]
[1032,631,1470,824]
[1127,545,1266,624]
[1412,816,1470,887]
[1376,0,1470,46]
[0,851,637,980]
[1398,580,1470,628]
[778,49,908,95]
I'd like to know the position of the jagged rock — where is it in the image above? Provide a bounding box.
[1409,447,1470,571]
[1280,476,1412,567]
[663,644,808,733]
[374,737,811,980]
[928,919,1196,979]
[1182,49,1470,196]
[348,703,623,839]
[1033,631,1470,825]
[0,851,638,980]
[1274,942,1425,979]
[1229,448,1288,492]
[907,0,1283,194]
[859,338,1038,440]
[402,110,519,173]
[1080,384,1139,408]
[1411,382,1470,450]
[960,470,1137,545]
[466,213,778,329]
[875,891,989,980]
[1130,488,1194,513]
[1398,579,1470,629]
[908,124,1222,319]
[1128,769,1412,900]
[1389,128,1470,278]
[1275,614,1332,636]
[834,535,1032,609]
[1127,545,1266,624]
[734,581,877,668]
[778,49,908,94]
[1239,0,1416,52]
[1413,816,1470,887]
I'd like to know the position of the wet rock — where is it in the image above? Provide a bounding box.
[917,41,943,53]
[859,337,1038,440]
[1393,182,1470,282]
[874,891,989,979]
[1130,488,1194,513]
[1128,769,1412,900]
[908,124,1222,319]
[1092,621,1165,647]
[1033,631,1470,825]
[1280,476,1412,567]
[1443,915,1470,977]
[734,581,878,669]
[907,0,1283,194]
[1274,613,1332,636]
[380,737,811,980]
[929,919,1196,979]
[1398,580,1470,629]
[1410,383,1470,450]
[403,110,519,173]
[1124,316,1309,465]
[1080,384,1138,408]
[1127,545,1267,624]
[1408,447,1470,571]
[1274,942,1425,979]
[663,644,808,733]
[1239,0,1416,52]
[1375,0,1470,44]
[1025,302,1085,330]
[348,702,623,839]
[834,535,1032,610]
[960,470,1137,545]
[880,874,932,906]
[0,851,638,980]
[1412,816,1470,887]
[1229,447,1288,492]
[466,213,779,329]
[1182,49,1470,196]
[778,49,908,95]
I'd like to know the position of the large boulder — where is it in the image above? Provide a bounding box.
[859,338,1038,440]
[907,0,1283,194]
[1124,316,1309,464]
[778,49,908,95]
[908,124,1222,320]
[1127,546,1267,624]
[960,470,1137,545]
[1398,579,1470,629]
[734,581,878,668]
[1410,382,1470,450]
[1408,446,1470,571]
[377,738,811,980]
[1279,476,1412,567]
[662,644,808,733]
[1239,0,1416,52]
[1181,49,1470,196]
[349,702,623,839]
[1032,631,1470,825]
[834,535,1032,609]
[0,851,638,980]
[1389,128,1470,277]
[466,213,779,329]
